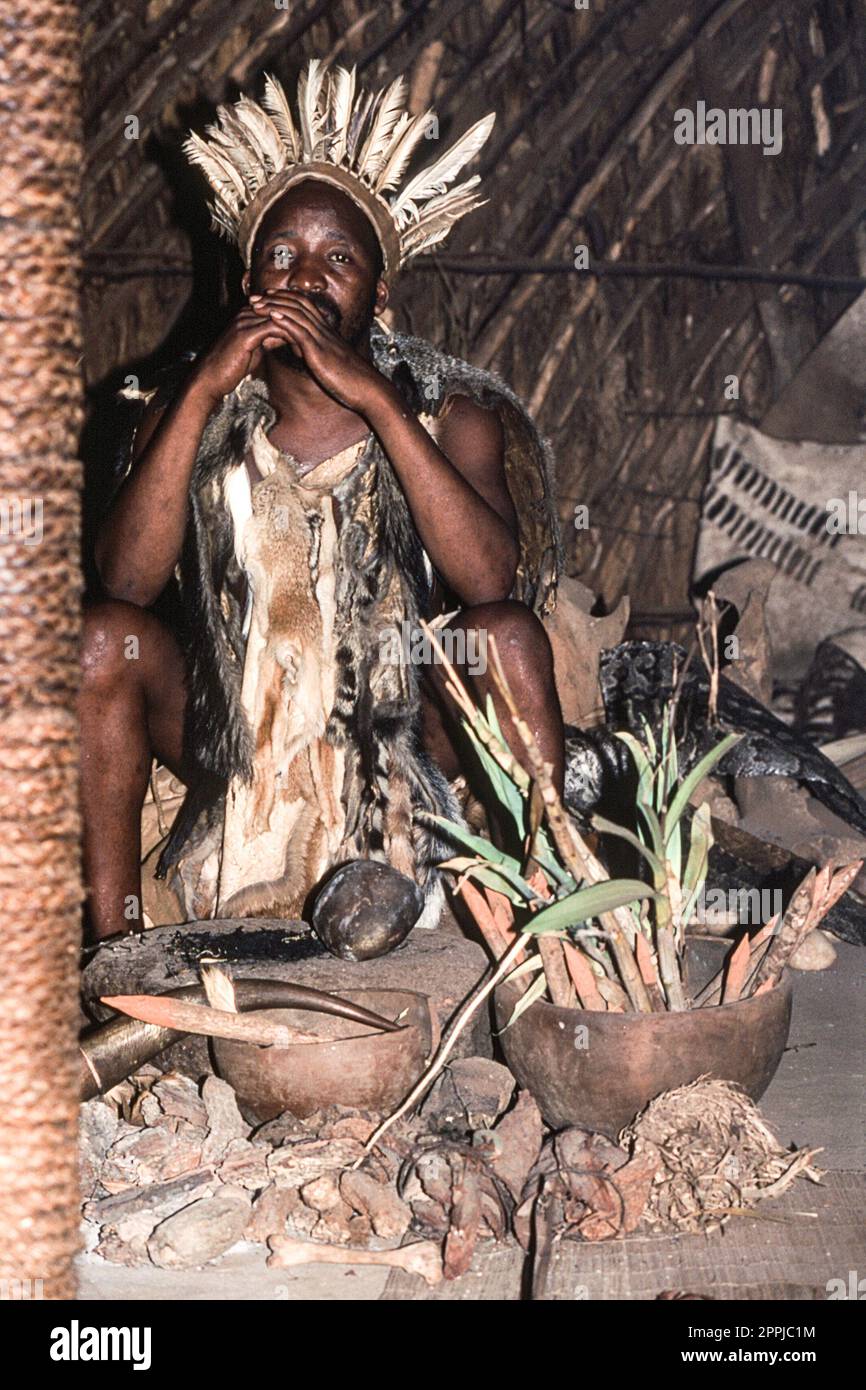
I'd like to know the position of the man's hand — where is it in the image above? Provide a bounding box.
[188,305,297,408]
[249,290,387,414]
[95,307,295,605]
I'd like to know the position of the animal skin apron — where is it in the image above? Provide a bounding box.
[212,407,438,921]
[214,424,363,918]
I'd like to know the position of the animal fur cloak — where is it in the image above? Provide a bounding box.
[154,322,562,923]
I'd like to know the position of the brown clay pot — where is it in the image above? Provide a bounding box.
[212,987,436,1122]
[493,938,792,1136]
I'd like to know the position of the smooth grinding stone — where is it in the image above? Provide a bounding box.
[789,929,838,971]
[311,859,424,961]
[81,918,492,1076]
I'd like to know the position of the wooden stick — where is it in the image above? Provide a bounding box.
[562,940,606,1011]
[752,859,863,991]
[455,878,514,960]
[654,904,688,1012]
[721,932,751,1004]
[424,622,654,1014]
[538,936,576,1008]
[750,870,817,992]
[526,868,574,1005]
[420,622,531,793]
[424,256,866,293]
[820,859,863,916]
[738,923,778,1000]
[596,977,627,1012]
[485,885,518,941]
[358,934,527,1161]
[633,931,666,1011]
[693,917,778,1008]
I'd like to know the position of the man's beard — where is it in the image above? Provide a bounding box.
[270,287,375,372]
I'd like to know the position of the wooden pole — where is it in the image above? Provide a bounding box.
[0,0,84,1300]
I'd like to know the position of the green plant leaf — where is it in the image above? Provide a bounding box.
[469,859,542,903]
[461,710,526,835]
[504,955,544,984]
[639,715,658,765]
[532,826,575,889]
[615,730,652,788]
[637,800,665,861]
[663,716,682,878]
[496,969,549,1032]
[681,800,714,924]
[659,712,670,815]
[667,717,679,798]
[484,693,517,757]
[662,732,741,845]
[590,813,664,876]
[614,731,664,855]
[426,815,522,871]
[522,879,657,935]
[439,857,528,904]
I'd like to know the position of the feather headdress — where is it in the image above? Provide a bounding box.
[183,59,495,280]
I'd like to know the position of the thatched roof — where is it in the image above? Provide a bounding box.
[81,0,866,622]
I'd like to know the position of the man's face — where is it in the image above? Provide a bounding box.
[244,181,388,369]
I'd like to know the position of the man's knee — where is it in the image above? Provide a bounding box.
[462,599,555,680]
[81,599,150,692]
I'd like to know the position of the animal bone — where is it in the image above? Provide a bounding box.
[266,1234,442,1286]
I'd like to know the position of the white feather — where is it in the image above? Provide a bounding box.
[391,112,495,219]
[328,65,356,164]
[234,96,286,175]
[210,205,239,240]
[400,186,487,254]
[183,134,244,208]
[373,110,430,194]
[184,147,245,242]
[355,75,408,183]
[396,175,481,230]
[345,88,375,165]
[212,107,270,192]
[298,58,328,160]
[262,73,300,161]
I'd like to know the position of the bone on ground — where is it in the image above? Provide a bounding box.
[267,1234,443,1287]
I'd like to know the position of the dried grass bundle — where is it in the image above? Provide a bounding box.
[620,1077,823,1233]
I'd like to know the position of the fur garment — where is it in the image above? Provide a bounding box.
[156,322,562,921]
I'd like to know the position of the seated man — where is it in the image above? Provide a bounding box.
[81,60,564,946]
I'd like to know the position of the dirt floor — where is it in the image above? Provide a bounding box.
[75,940,865,1302]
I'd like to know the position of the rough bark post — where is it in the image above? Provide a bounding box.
[0,3,85,1300]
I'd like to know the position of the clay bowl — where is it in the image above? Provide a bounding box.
[212,987,435,1123]
[493,938,792,1137]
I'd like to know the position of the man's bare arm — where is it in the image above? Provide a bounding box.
[95,381,213,606]
[95,308,296,607]
[365,385,520,606]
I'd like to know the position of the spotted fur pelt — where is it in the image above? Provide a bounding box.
[156,323,562,912]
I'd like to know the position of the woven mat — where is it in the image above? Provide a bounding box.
[381,1170,865,1301]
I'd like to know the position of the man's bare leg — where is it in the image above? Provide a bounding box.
[79,600,190,941]
[421,599,565,812]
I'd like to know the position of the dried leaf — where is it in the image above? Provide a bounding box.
[721,932,751,1004]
